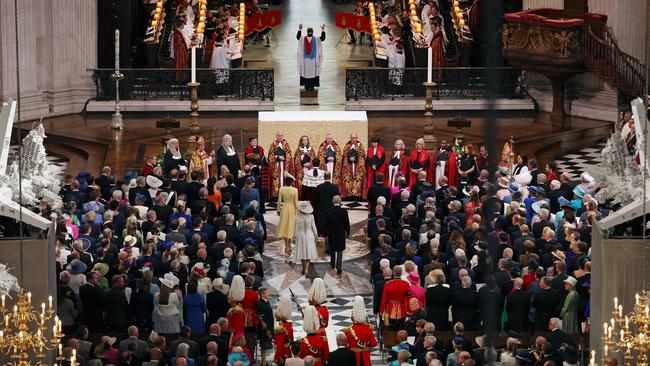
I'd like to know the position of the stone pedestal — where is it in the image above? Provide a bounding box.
[299,89,319,105]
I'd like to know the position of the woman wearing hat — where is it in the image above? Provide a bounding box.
[273,294,295,364]
[561,276,579,334]
[154,273,182,335]
[276,173,298,257]
[343,296,378,366]
[294,201,319,275]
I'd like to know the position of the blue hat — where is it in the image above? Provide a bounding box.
[452,336,465,346]
[76,172,90,181]
[511,191,523,201]
[558,196,571,208]
[528,186,538,195]
[532,201,543,214]
[508,181,520,192]
[163,241,174,250]
[504,195,513,204]
[535,187,547,196]
[66,259,87,275]
[573,186,585,198]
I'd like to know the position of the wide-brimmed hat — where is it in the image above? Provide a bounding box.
[92,262,109,277]
[498,166,510,176]
[298,201,313,214]
[146,175,163,188]
[192,262,210,277]
[564,276,577,287]
[123,235,137,247]
[127,179,137,190]
[515,349,532,364]
[497,177,509,189]
[173,242,188,250]
[552,250,566,262]
[66,259,87,275]
[573,186,585,199]
[558,196,572,209]
[508,181,520,192]
[534,186,547,196]
[407,272,420,285]
[161,273,180,288]
[101,336,117,347]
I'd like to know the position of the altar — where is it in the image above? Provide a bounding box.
[257,111,368,148]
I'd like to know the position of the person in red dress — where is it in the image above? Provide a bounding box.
[172,16,188,81]
[388,139,410,188]
[379,266,411,330]
[429,140,458,189]
[241,275,259,353]
[366,137,388,197]
[344,296,378,366]
[227,275,246,345]
[299,306,329,366]
[273,294,294,364]
[409,138,429,189]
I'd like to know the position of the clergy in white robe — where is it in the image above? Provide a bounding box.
[296,24,326,91]
[210,35,231,84]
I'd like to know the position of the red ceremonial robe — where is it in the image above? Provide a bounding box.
[241,289,259,328]
[380,279,411,321]
[365,145,388,197]
[274,319,294,362]
[428,149,458,188]
[267,140,292,198]
[173,28,188,81]
[244,144,265,166]
[299,334,329,366]
[408,149,429,189]
[388,149,410,187]
[430,31,445,81]
[293,145,316,197]
[339,141,366,199]
[227,303,245,344]
[314,304,329,339]
[344,323,378,366]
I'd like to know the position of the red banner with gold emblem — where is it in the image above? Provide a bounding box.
[245,10,282,35]
[335,13,371,33]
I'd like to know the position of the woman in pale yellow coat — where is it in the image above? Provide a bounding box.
[277,173,298,257]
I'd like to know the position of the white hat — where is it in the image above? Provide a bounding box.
[302,305,321,334]
[564,276,577,287]
[173,242,188,250]
[160,273,179,288]
[212,278,224,290]
[298,201,314,214]
[229,275,245,302]
[277,293,293,320]
[308,278,327,305]
[352,295,368,324]
[123,235,137,247]
[146,175,163,188]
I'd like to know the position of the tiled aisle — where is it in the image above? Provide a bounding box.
[554,141,605,181]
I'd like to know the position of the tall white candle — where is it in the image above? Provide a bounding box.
[427,46,432,83]
[191,46,197,84]
[115,29,120,71]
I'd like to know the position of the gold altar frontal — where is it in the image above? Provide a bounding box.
[257,111,369,149]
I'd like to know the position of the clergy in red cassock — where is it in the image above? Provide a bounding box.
[409,138,429,189]
[293,135,317,198]
[428,140,458,189]
[317,134,343,185]
[365,137,388,196]
[173,17,189,81]
[344,296,379,366]
[388,139,410,188]
[339,133,366,199]
[267,131,293,199]
[429,18,445,81]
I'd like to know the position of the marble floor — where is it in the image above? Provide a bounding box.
[243,0,373,111]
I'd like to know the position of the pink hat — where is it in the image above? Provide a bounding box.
[407,272,420,285]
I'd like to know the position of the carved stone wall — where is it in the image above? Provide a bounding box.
[0,0,97,121]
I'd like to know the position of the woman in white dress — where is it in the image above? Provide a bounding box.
[294,201,319,275]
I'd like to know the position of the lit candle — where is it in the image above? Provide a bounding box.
[614,297,618,309]
[115,29,120,72]
[4,315,8,327]
[621,329,625,342]
[1,294,4,307]
[590,350,595,366]
[27,292,31,303]
[58,319,62,332]
[608,326,612,339]
[13,305,17,315]
[636,293,640,305]
[604,323,608,335]
[41,302,45,316]
[191,46,197,84]
[48,296,52,309]
[58,343,62,356]
[625,316,629,330]
[619,305,623,317]
[604,345,608,358]
[426,46,432,83]
[611,318,615,330]
[646,306,649,318]
[37,329,41,340]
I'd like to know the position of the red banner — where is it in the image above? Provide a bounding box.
[335,13,371,33]
[245,10,282,35]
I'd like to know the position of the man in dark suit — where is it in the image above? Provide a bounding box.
[103,275,131,333]
[128,177,152,207]
[169,326,199,359]
[450,276,479,330]
[546,317,574,352]
[195,341,224,366]
[367,206,392,244]
[220,175,241,205]
[256,287,275,366]
[64,180,88,208]
[551,261,569,297]
[79,271,105,333]
[324,195,350,275]
[315,171,340,233]
[95,166,114,200]
[198,323,228,361]
[167,220,187,244]
[425,272,452,331]
[513,224,534,259]
[185,171,205,205]
[206,280,230,326]
[119,326,151,360]
[506,278,531,332]
[328,333,356,365]
[367,173,391,214]
[533,277,560,331]
[169,169,186,197]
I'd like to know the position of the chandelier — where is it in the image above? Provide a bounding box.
[0,289,66,366]
[601,291,650,366]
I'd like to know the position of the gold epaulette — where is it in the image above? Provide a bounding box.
[342,327,351,333]
[275,324,286,334]
[229,305,243,315]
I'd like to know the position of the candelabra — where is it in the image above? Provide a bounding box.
[601,291,650,366]
[0,290,64,366]
[110,29,124,130]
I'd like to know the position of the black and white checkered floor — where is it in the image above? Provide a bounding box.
[554,141,605,181]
